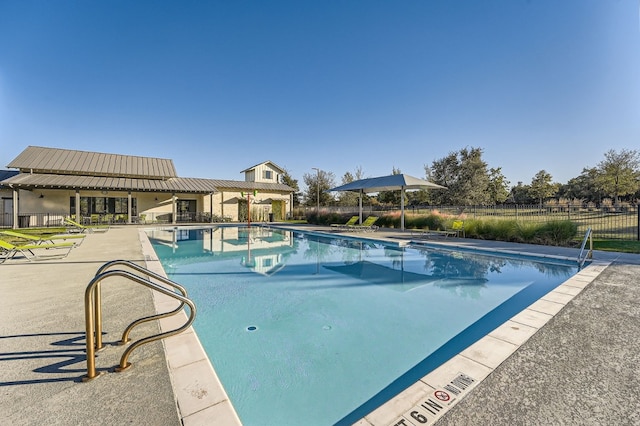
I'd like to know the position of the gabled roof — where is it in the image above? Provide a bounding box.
[0,173,219,193]
[2,147,295,195]
[0,170,19,189]
[239,161,286,174]
[207,179,295,192]
[0,173,295,194]
[7,146,177,179]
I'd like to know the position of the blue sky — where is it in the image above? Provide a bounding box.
[1,0,638,190]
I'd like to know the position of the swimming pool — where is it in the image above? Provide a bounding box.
[147,226,578,425]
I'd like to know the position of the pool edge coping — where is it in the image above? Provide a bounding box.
[138,227,610,426]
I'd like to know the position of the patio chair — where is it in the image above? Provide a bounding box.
[0,230,86,246]
[64,217,110,233]
[330,216,359,229]
[0,239,76,264]
[345,216,379,232]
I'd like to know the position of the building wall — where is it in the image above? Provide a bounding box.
[245,164,281,184]
[4,187,291,226]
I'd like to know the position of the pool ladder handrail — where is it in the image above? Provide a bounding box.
[578,227,593,269]
[83,259,196,381]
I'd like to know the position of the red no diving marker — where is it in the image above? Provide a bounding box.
[434,390,450,402]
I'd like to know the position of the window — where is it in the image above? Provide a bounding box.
[263,170,273,180]
[70,196,137,216]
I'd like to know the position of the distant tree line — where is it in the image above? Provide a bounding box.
[281,147,640,209]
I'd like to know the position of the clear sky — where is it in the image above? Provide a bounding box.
[1,0,638,190]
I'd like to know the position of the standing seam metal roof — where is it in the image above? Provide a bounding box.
[6,146,177,179]
[0,174,295,194]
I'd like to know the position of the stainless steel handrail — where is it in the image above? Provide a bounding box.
[578,227,593,269]
[93,260,188,348]
[83,264,196,381]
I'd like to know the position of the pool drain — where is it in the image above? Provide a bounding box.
[246,326,258,331]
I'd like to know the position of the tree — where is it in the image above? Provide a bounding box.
[487,167,510,204]
[303,169,336,207]
[557,167,604,204]
[377,167,402,205]
[336,166,366,207]
[594,149,640,205]
[280,168,301,207]
[426,147,492,205]
[508,182,535,204]
[529,170,556,207]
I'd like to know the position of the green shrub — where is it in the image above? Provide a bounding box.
[534,220,578,246]
[487,219,518,241]
[515,222,539,243]
[310,212,578,247]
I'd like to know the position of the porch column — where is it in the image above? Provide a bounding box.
[12,188,18,229]
[75,190,81,222]
[221,192,224,218]
[289,193,293,219]
[172,193,177,224]
[127,192,132,224]
[210,193,214,224]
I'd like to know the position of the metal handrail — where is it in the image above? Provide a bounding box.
[93,260,188,348]
[578,227,593,268]
[83,264,196,381]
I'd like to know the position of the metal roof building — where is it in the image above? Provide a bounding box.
[1,146,295,228]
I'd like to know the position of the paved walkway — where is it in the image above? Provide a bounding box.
[0,226,181,425]
[1,224,639,425]
[435,259,640,426]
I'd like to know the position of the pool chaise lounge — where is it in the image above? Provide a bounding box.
[0,230,86,246]
[411,220,465,239]
[330,216,359,229]
[64,217,110,233]
[345,215,379,232]
[0,239,76,263]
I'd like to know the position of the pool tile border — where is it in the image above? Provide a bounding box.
[138,228,610,426]
[357,260,610,426]
[139,229,243,426]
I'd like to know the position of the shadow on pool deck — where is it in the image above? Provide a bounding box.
[1,224,638,425]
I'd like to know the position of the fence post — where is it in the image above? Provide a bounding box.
[637,203,640,241]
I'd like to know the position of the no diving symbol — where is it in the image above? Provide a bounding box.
[434,390,450,402]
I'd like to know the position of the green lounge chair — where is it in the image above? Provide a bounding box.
[447,220,465,237]
[330,216,359,229]
[0,239,76,263]
[411,220,464,239]
[64,217,109,233]
[0,230,86,246]
[346,216,379,232]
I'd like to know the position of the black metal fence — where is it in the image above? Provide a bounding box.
[5,204,640,240]
[304,204,640,240]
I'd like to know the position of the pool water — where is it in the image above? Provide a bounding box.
[147,226,578,426]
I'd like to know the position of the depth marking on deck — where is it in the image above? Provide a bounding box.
[388,373,477,426]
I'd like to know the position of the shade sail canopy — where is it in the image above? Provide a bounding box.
[328,174,447,230]
[328,174,446,193]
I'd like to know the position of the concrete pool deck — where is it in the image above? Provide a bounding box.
[1,224,638,425]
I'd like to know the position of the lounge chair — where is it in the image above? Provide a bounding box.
[411,220,464,239]
[411,228,455,239]
[0,230,86,246]
[330,216,359,229]
[345,216,379,232]
[64,217,110,233]
[0,239,76,263]
[446,220,465,238]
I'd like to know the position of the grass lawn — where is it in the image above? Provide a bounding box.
[592,240,640,254]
